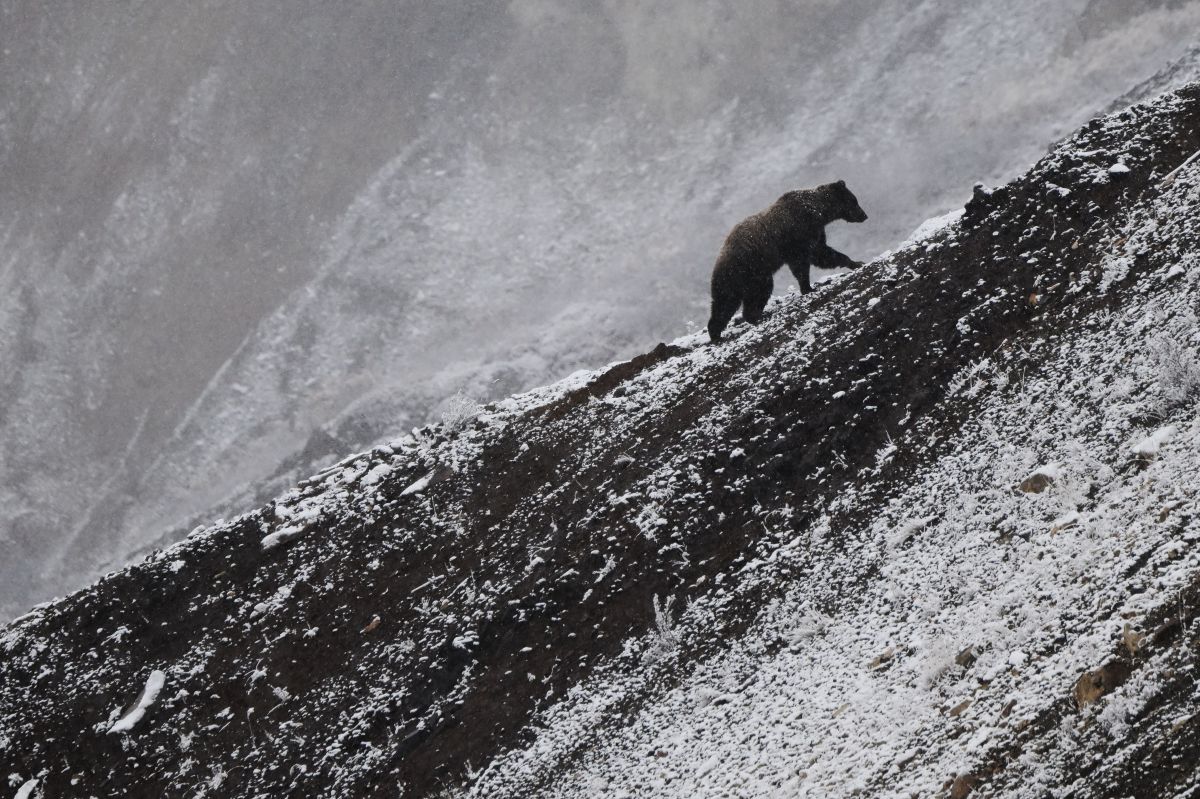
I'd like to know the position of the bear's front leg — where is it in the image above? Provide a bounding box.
[812,243,861,270]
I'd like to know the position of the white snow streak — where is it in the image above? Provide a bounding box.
[109,670,167,734]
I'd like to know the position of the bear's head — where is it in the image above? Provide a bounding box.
[822,180,868,223]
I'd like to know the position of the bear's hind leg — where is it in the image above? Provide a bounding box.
[741,274,773,324]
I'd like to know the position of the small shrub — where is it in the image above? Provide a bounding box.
[1150,335,1200,413]
[441,392,481,432]
[643,594,680,665]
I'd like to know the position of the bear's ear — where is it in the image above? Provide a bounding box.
[835,179,846,187]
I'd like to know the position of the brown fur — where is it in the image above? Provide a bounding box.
[707,181,867,342]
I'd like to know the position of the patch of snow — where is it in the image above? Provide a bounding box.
[260,525,305,550]
[899,208,965,250]
[886,515,937,552]
[359,463,392,487]
[251,585,293,617]
[1051,509,1080,531]
[1130,424,1177,458]
[108,670,166,734]
[401,471,434,496]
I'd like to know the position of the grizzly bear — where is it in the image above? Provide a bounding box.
[707,181,868,342]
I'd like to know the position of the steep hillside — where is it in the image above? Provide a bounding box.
[3,83,1200,799]
[6,1,1200,620]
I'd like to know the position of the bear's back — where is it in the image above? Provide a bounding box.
[725,210,773,246]
[715,189,830,274]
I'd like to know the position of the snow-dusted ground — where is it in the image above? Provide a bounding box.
[471,281,1200,797]
[2,79,1199,799]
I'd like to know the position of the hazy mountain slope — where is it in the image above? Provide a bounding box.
[1110,42,1200,110]
[4,2,1200,619]
[3,81,1199,798]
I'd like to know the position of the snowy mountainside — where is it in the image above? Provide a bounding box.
[6,1,1200,621]
[4,83,1200,798]
[1110,43,1200,112]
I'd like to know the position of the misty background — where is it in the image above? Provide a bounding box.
[2,0,1199,620]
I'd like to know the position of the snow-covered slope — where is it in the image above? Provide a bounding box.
[3,81,1200,798]
[5,2,1200,620]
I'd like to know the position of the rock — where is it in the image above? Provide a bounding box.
[868,646,896,671]
[1158,501,1182,521]
[955,645,979,669]
[1018,464,1061,494]
[1121,623,1145,656]
[1073,659,1133,708]
[950,773,978,799]
[964,183,1007,223]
